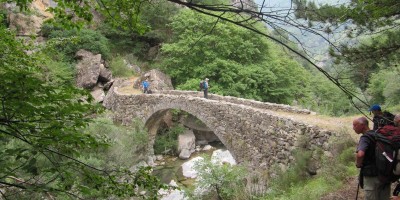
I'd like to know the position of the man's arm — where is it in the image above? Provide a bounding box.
[356,150,365,168]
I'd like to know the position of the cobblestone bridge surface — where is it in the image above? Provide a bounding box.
[104,87,337,170]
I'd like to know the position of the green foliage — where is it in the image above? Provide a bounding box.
[303,73,359,116]
[109,55,135,77]
[268,150,312,195]
[160,9,313,104]
[367,65,400,106]
[139,0,179,42]
[0,25,164,199]
[153,125,185,155]
[187,155,249,200]
[96,0,149,34]
[85,117,149,167]
[42,59,75,85]
[48,28,110,60]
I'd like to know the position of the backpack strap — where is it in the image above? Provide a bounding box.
[364,130,377,142]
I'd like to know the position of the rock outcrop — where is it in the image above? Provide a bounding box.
[133,69,173,92]
[75,49,113,103]
[4,0,53,36]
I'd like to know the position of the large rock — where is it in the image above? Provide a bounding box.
[8,12,44,36]
[178,129,196,160]
[142,69,174,91]
[75,50,102,89]
[5,0,53,36]
[90,87,105,103]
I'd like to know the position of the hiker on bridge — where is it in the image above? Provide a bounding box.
[141,79,150,94]
[202,78,209,99]
[353,117,391,200]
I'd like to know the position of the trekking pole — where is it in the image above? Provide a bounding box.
[355,182,359,200]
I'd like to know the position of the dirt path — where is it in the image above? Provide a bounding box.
[320,176,364,200]
[116,76,143,95]
[269,110,363,142]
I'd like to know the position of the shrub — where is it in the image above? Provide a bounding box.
[109,55,135,77]
[186,155,249,200]
[85,116,149,167]
[42,59,75,85]
[48,28,110,61]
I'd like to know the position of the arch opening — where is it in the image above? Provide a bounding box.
[145,109,224,159]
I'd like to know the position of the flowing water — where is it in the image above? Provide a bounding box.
[153,141,230,187]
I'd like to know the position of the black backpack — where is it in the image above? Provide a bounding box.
[366,126,400,184]
[199,81,204,91]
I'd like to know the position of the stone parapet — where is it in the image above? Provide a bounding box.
[157,90,312,114]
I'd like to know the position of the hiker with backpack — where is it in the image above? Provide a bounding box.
[201,78,209,99]
[354,117,391,200]
[369,104,395,131]
[391,115,400,200]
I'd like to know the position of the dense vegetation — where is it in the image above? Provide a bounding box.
[1,0,399,199]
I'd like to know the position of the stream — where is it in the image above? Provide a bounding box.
[152,142,236,199]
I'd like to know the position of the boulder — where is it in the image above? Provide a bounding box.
[75,50,102,89]
[142,69,174,91]
[178,129,196,159]
[90,87,105,103]
[179,149,191,160]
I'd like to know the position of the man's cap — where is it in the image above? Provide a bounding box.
[205,78,209,81]
[368,104,381,112]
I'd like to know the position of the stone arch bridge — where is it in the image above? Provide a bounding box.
[104,87,337,170]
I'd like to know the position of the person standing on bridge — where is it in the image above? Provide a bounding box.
[203,78,209,99]
[354,117,391,200]
[141,78,150,94]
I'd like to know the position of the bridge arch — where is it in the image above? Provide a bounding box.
[144,106,236,162]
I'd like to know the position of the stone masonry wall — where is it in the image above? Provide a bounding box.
[104,87,337,170]
[157,90,313,114]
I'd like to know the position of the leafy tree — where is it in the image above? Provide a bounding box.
[160,9,312,104]
[0,25,164,199]
[367,66,400,106]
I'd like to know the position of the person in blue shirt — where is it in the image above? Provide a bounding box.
[141,79,150,94]
[203,78,209,99]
